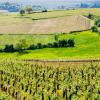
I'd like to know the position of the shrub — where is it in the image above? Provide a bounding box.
[15,39,28,52]
[98,31,100,35]
[28,44,36,50]
[95,18,100,27]
[54,34,59,42]
[68,39,75,47]
[37,43,43,49]
[91,26,98,32]
[97,22,100,27]
[43,44,47,48]
[20,9,25,16]
[47,43,53,48]
[58,40,68,47]
[53,42,58,48]
[4,44,15,52]
[87,13,94,19]
[42,9,48,12]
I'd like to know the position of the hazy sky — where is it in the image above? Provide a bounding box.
[0,0,96,2]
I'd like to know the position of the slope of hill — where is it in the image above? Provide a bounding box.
[0,31,100,60]
[0,8,99,34]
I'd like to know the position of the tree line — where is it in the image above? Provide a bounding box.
[1,38,75,53]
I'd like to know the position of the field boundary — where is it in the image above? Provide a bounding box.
[23,59,100,63]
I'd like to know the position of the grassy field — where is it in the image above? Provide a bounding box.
[0,31,100,60]
[0,8,100,59]
[0,8,99,34]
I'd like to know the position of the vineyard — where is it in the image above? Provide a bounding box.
[0,59,100,100]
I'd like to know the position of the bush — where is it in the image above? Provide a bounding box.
[43,44,47,48]
[91,26,98,32]
[28,44,36,50]
[47,43,53,48]
[58,40,68,47]
[95,18,100,27]
[54,34,59,42]
[42,9,48,12]
[68,39,75,47]
[97,22,100,27]
[20,9,25,16]
[15,39,28,52]
[37,43,43,49]
[53,42,58,48]
[98,31,100,35]
[4,44,15,52]
[87,13,94,19]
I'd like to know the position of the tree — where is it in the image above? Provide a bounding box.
[95,18,100,27]
[28,44,36,50]
[97,22,100,27]
[53,42,58,48]
[68,39,75,47]
[58,40,67,47]
[87,13,94,19]
[47,43,53,48]
[42,8,48,12]
[91,26,98,32]
[54,33,59,42]
[20,9,25,16]
[26,7,33,14]
[4,44,14,52]
[15,39,28,52]
[37,43,43,49]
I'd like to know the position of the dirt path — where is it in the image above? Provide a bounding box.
[23,59,100,67]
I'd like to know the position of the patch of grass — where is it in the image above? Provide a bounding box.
[0,31,100,60]
[0,35,55,49]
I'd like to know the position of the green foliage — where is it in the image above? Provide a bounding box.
[0,60,99,99]
[53,42,59,48]
[95,18,100,27]
[15,39,28,52]
[42,8,48,12]
[58,40,68,47]
[47,43,53,48]
[87,13,94,19]
[37,43,43,49]
[54,34,59,42]
[68,39,75,47]
[28,44,36,50]
[19,9,25,16]
[91,26,98,32]
[4,44,15,52]
[97,22,100,27]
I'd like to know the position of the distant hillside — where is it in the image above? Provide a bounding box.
[0,0,100,12]
[80,1,100,8]
[0,2,21,12]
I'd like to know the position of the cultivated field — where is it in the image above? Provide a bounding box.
[0,59,100,100]
[0,8,99,34]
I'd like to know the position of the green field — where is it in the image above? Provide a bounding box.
[0,31,100,60]
[0,8,100,59]
[0,8,100,99]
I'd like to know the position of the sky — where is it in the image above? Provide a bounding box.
[0,0,99,9]
[0,0,97,2]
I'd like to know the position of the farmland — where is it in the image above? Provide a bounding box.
[0,8,99,34]
[0,8,100,99]
[0,59,100,100]
[0,31,100,60]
